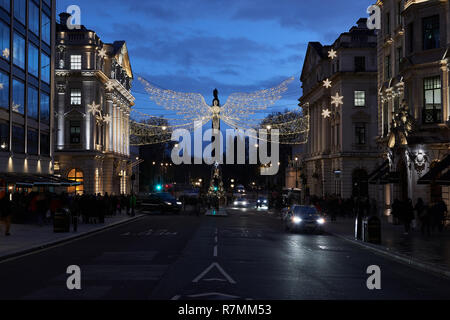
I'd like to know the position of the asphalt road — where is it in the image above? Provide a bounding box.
[0,207,450,300]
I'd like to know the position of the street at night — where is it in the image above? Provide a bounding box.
[1,207,449,300]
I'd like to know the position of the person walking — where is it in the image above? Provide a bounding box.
[416,198,430,236]
[0,192,12,236]
[402,199,414,235]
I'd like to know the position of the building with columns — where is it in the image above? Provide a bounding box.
[298,19,380,201]
[53,13,135,195]
[373,0,449,218]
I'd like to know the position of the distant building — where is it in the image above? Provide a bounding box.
[373,0,449,217]
[299,19,379,201]
[54,13,135,195]
[0,0,56,191]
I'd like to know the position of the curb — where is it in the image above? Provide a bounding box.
[0,214,146,263]
[330,231,450,280]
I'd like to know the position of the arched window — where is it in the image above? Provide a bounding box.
[68,169,84,195]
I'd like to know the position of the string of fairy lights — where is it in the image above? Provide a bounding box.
[130,74,311,146]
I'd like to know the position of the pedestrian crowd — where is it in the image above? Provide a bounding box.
[0,191,137,236]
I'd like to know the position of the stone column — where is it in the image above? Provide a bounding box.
[56,84,66,151]
[106,94,113,152]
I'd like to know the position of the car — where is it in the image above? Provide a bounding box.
[284,205,326,234]
[140,192,182,214]
[233,197,249,208]
[256,197,269,209]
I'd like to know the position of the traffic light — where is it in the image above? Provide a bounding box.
[155,184,163,192]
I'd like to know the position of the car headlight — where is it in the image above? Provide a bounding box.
[176,201,182,206]
[257,200,261,203]
[234,201,238,206]
[263,200,268,204]
[317,218,325,225]
[242,201,247,206]
[292,216,302,224]
[165,201,172,206]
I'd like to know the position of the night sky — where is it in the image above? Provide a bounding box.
[56,0,373,120]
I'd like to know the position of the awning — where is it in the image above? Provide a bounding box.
[0,173,80,187]
[368,160,390,184]
[436,170,450,186]
[418,155,450,185]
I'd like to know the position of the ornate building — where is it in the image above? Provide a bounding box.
[0,0,56,190]
[54,13,135,195]
[373,0,449,217]
[299,19,380,201]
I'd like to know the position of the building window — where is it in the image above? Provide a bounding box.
[42,12,51,44]
[0,121,8,151]
[0,20,9,61]
[120,170,127,194]
[13,32,25,69]
[423,15,440,50]
[27,86,38,120]
[0,70,9,110]
[0,0,10,12]
[385,55,391,80]
[385,12,391,35]
[12,125,24,153]
[28,43,39,77]
[68,169,84,195]
[396,47,402,73]
[27,129,38,155]
[355,123,366,145]
[40,93,50,124]
[354,56,366,72]
[40,132,50,156]
[407,23,414,54]
[70,121,81,144]
[13,0,26,24]
[29,1,40,36]
[12,79,24,114]
[423,76,442,124]
[383,102,389,136]
[70,89,81,105]
[70,55,82,70]
[41,52,50,84]
[354,91,366,107]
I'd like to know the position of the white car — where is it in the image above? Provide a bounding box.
[233,197,249,208]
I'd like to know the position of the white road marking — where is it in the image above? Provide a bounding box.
[192,262,236,284]
[214,236,218,243]
[213,245,218,257]
[171,295,181,300]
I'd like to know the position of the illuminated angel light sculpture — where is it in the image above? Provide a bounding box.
[131,76,310,145]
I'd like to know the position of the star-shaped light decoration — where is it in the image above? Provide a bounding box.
[323,78,332,89]
[2,48,10,59]
[12,103,20,113]
[0,83,3,90]
[105,81,114,91]
[328,49,337,60]
[103,114,112,124]
[87,101,101,116]
[98,48,107,59]
[331,92,344,108]
[322,109,332,119]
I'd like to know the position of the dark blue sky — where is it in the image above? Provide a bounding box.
[56,0,373,119]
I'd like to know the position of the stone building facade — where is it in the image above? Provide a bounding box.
[298,19,380,201]
[374,0,450,216]
[54,13,135,195]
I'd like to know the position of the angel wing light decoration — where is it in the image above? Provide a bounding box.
[131,75,309,146]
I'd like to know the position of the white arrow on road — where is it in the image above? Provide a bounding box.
[192,262,236,284]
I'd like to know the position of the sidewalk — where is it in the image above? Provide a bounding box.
[327,217,450,278]
[0,212,144,262]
